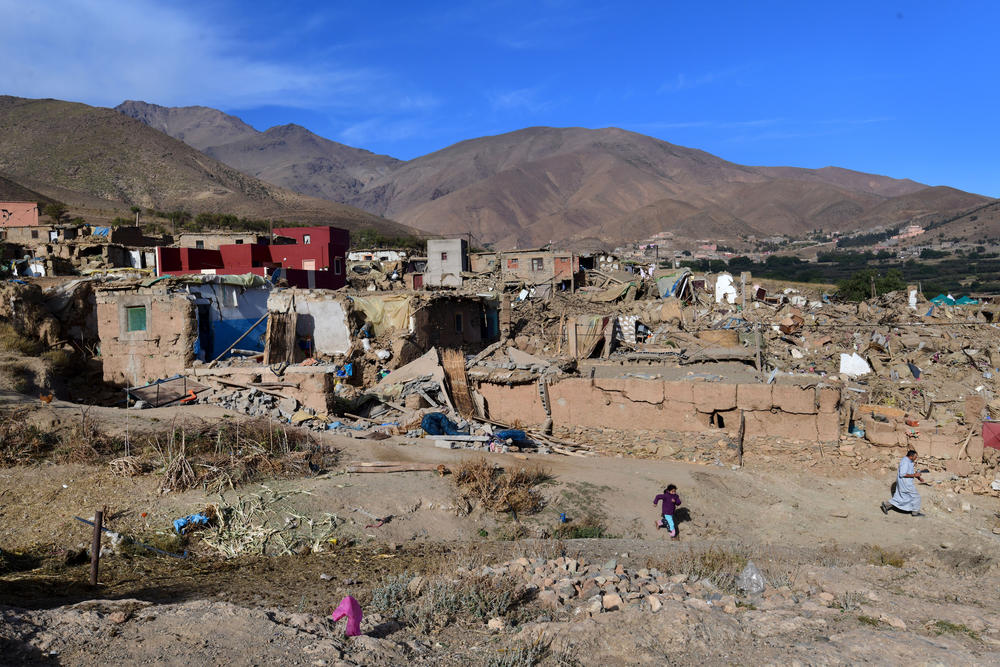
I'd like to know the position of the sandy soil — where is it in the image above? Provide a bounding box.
[2,395,999,665]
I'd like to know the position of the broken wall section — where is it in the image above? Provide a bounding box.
[477,379,842,443]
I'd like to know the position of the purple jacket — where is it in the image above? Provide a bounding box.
[653,491,681,516]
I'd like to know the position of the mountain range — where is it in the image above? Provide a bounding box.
[0,95,987,249]
[116,101,990,249]
[0,96,410,236]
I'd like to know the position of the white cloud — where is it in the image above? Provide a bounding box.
[0,0,384,109]
[339,117,423,145]
[488,86,550,113]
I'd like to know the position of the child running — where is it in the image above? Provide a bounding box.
[653,484,681,539]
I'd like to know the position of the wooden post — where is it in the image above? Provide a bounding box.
[90,507,103,587]
[568,318,578,359]
[753,326,762,373]
[737,411,746,468]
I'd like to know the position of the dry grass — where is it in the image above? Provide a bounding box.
[655,544,751,593]
[145,419,327,493]
[0,409,330,492]
[454,458,550,515]
[867,545,906,568]
[0,322,43,355]
[0,408,119,465]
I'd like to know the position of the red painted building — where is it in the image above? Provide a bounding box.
[156,226,349,290]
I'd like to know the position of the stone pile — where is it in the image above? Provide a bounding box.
[464,554,888,624]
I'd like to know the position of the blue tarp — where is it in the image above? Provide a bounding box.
[421,412,465,436]
[930,294,956,306]
[91,226,110,237]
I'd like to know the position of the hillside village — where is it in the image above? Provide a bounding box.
[3,190,1000,663]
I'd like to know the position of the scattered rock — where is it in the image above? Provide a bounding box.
[602,593,624,612]
[487,617,507,632]
[879,614,907,630]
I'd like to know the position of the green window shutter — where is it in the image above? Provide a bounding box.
[126,306,147,332]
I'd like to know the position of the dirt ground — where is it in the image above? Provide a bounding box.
[2,392,1000,665]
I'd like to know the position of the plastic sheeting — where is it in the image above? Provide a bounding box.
[839,352,871,377]
[349,294,413,336]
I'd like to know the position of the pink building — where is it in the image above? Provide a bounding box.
[0,202,39,228]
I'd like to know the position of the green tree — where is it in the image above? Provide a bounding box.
[837,268,907,302]
[42,202,68,224]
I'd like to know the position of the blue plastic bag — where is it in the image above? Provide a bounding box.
[173,513,210,535]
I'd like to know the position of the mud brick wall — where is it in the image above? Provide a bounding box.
[859,396,984,465]
[96,292,197,387]
[477,379,842,442]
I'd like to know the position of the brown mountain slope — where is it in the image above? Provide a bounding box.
[203,124,402,203]
[115,100,258,151]
[353,126,988,247]
[754,165,926,198]
[110,103,991,248]
[0,174,57,205]
[0,96,412,235]
[117,101,402,206]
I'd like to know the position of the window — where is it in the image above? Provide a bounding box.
[441,251,448,261]
[455,313,463,333]
[235,239,244,245]
[195,240,205,249]
[507,258,519,269]
[303,234,311,245]
[531,258,544,271]
[333,257,342,275]
[30,230,38,239]
[126,306,147,332]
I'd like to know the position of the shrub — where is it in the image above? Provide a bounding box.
[554,515,613,539]
[454,458,549,515]
[867,545,905,568]
[931,620,979,640]
[370,573,528,634]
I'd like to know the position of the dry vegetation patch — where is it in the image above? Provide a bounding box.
[454,458,550,515]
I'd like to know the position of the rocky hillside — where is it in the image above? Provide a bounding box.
[115,101,991,248]
[117,101,402,205]
[0,96,413,236]
[351,127,988,248]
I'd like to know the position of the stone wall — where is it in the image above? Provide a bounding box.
[476,378,842,442]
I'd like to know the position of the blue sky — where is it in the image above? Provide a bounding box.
[1,1,998,195]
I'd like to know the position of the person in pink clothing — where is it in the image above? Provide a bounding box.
[653,484,681,539]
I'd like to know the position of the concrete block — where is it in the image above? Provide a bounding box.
[816,412,841,442]
[817,387,841,413]
[909,433,932,457]
[866,421,901,447]
[662,381,694,404]
[772,385,817,415]
[930,436,957,459]
[692,382,737,412]
[946,458,973,477]
[622,380,664,404]
[736,383,772,411]
[965,394,986,422]
[967,434,984,464]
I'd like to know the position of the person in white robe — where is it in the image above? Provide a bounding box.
[881,449,924,516]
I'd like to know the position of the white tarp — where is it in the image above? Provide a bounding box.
[839,352,871,377]
[715,273,737,304]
